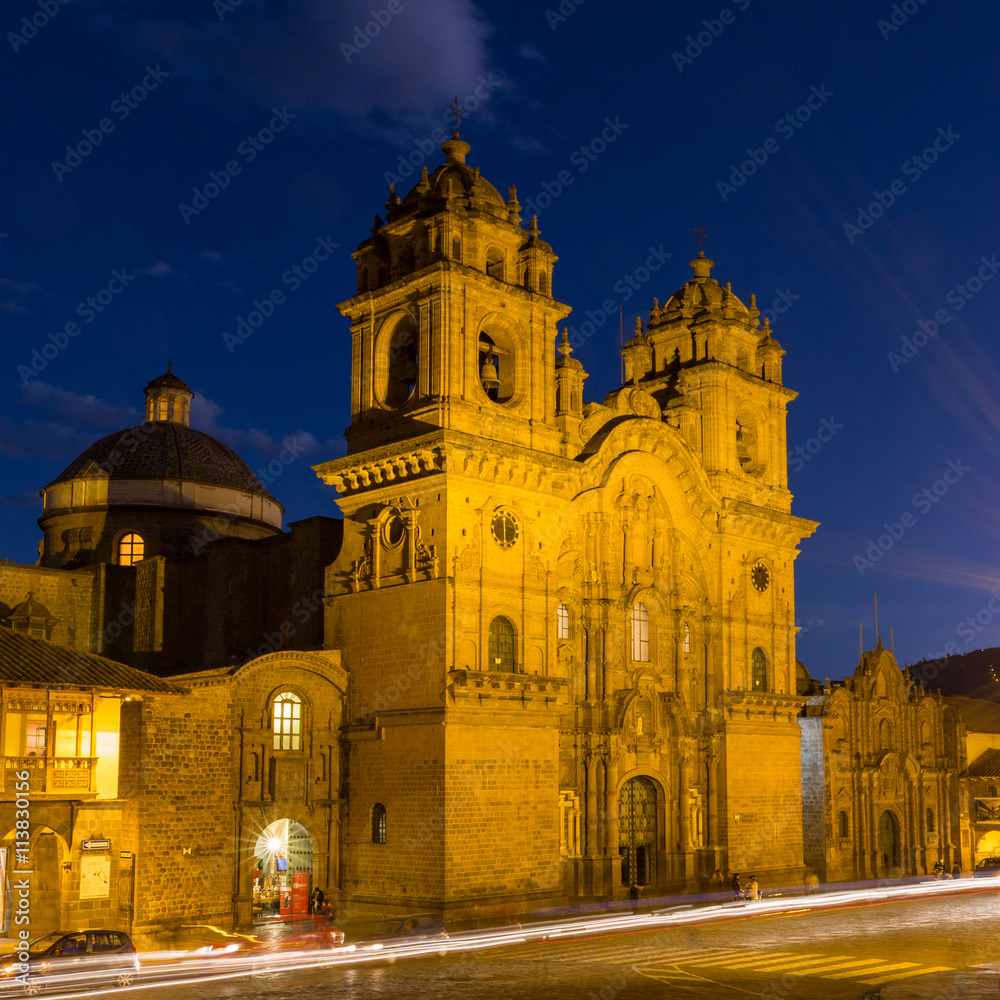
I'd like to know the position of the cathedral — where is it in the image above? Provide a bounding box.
[0,130,977,941]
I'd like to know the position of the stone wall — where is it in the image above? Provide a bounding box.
[798,714,826,877]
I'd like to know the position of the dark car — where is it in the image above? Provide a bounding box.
[973,856,1000,877]
[357,914,449,958]
[1,930,139,994]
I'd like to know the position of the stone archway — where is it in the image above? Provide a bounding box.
[975,830,1000,860]
[252,819,313,920]
[877,810,901,873]
[1,827,69,935]
[619,776,658,888]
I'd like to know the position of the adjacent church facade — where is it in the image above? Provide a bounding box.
[0,132,985,941]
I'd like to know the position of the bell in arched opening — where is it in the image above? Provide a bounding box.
[480,348,500,399]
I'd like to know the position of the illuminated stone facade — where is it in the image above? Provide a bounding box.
[800,641,968,881]
[313,131,818,909]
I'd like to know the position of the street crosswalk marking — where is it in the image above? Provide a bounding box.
[549,943,745,964]
[824,961,921,979]
[859,965,954,985]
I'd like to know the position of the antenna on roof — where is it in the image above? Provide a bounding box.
[619,306,624,386]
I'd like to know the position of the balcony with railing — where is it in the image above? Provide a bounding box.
[3,755,98,795]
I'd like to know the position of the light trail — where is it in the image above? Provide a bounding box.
[16,878,994,998]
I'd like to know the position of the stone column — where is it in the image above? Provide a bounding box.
[585,752,599,858]
[585,626,597,704]
[602,625,615,702]
[707,749,720,848]
[604,750,619,860]
[679,755,693,852]
[917,777,927,872]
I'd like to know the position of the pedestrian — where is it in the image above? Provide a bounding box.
[731,871,741,900]
[747,874,759,900]
[629,880,640,914]
[804,868,820,893]
[951,862,962,879]
[932,858,946,879]
[311,886,325,915]
[709,869,724,890]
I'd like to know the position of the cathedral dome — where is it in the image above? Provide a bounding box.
[46,423,277,499]
[398,133,508,218]
[38,369,283,569]
[661,253,754,323]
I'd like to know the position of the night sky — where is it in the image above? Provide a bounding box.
[2,0,999,682]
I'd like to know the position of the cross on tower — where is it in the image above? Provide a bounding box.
[446,96,466,134]
[694,221,708,254]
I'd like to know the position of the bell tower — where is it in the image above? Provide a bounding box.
[338,131,572,456]
[621,252,795,511]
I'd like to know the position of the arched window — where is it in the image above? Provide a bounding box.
[486,246,504,280]
[879,719,892,750]
[398,244,416,276]
[372,803,386,844]
[539,269,549,295]
[630,604,649,662]
[683,621,691,654]
[751,647,768,691]
[272,691,302,750]
[451,237,462,262]
[523,268,530,290]
[557,604,570,640]
[118,533,144,567]
[838,810,849,838]
[926,807,935,834]
[988,785,998,798]
[488,616,516,672]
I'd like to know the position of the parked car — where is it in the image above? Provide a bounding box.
[1,930,139,994]
[973,856,1000,877]
[356,914,449,958]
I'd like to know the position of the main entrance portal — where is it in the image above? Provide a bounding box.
[253,819,312,919]
[877,810,900,872]
[619,776,657,887]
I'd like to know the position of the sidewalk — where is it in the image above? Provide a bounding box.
[880,965,1000,999]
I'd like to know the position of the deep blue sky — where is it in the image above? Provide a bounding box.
[2,0,999,680]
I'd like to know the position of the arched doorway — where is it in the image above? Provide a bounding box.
[976,830,1000,860]
[877,810,900,872]
[2,827,69,935]
[252,819,312,920]
[619,776,657,887]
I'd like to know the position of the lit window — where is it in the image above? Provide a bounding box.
[272,692,302,750]
[751,647,768,691]
[372,803,386,844]
[488,616,516,672]
[683,621,690,654]
[26,722,46,756]
[630,604,649,662]
[118,533,144,566]
[557,604,570,640]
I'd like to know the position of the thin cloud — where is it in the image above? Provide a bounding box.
[20,382,140,431]
[87,0,496,138]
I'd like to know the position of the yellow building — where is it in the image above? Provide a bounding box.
[314,130,818,913]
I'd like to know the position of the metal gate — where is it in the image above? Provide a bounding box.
[117,858,134,933]
[619,776,657,887]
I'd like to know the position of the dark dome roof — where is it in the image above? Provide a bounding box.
[46,422,279,502]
